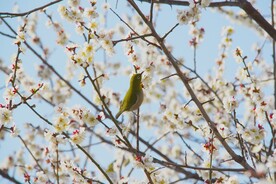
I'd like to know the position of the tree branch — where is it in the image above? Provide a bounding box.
[238,0,276,40]
[0,0,63,18]
[137,0,240,7]
[0,169,22,184]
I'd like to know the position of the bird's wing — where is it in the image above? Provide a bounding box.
[130,90,143,111]
[120,88,137,111]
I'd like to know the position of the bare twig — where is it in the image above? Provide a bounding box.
[160,73,178,80]
[110,8,161,49]
[55,142,60,184]
[272,0,276,110]
[183,99,193,109]
[144,131,170,152]
[113,33,153,46]
[0,0,63,18]
[144,169,154,183]
[265,111,275,156]
[0,169,22,184]
[175,132,203,161]
[136,108,140,151]
[201,98,215,106]
[162,23,179,40]
[18,135,44,172]
[75,144,113,183]
[0,31,16,39]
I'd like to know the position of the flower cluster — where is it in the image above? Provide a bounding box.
[132,154,154,170]
[71,127,86,144]
[162,109,186,132]
[177,0,211,25]
[223,96,238,113]
[0,107,13,127]
[240,124,265,145]
[176,7,201,25]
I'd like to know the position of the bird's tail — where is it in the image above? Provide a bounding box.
[115,111,122,119]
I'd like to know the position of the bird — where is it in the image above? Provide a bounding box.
[115,71,144,119]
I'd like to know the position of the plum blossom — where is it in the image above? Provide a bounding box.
[225,176,239,184]
[176,9,190,25]
[83,7,99,19]
[223,96,238,113]
[0,108,13,126]
[241,125,265,145]
[266,149,276,173]
[71,127,86,144]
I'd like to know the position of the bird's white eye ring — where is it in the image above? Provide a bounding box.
[137,76,140,79]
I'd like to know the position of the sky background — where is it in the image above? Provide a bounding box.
[0,0,273,183]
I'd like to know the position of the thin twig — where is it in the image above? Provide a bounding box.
[265,111,275,156]
[162,23,179,40]
[76,144,113,184]
[183,99,193,109]
[272,0,276,110]
[193,44,197,72]
[175,132,203,161]
[18,135,44,172]
[144,131,170,152]
[110,8,161,49]
[0,31,16,38]
[160,73,178,80]
[56,142,60,184]
[113,33,153,46]
[136,108,140,151]
[0,0,63,18]
[149,0,154,23]
[201,98,215,105]
[208,133,215,183]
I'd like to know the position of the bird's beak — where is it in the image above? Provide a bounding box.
[140,71,144,75]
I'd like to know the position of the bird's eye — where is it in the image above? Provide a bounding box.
[137,76,140,79]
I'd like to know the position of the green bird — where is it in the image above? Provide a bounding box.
[115,72,144,119]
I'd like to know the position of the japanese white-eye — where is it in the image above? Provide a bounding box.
[115,72,144,119]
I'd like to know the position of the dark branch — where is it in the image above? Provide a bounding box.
[0,169,22,184]
[137,0,239,7]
